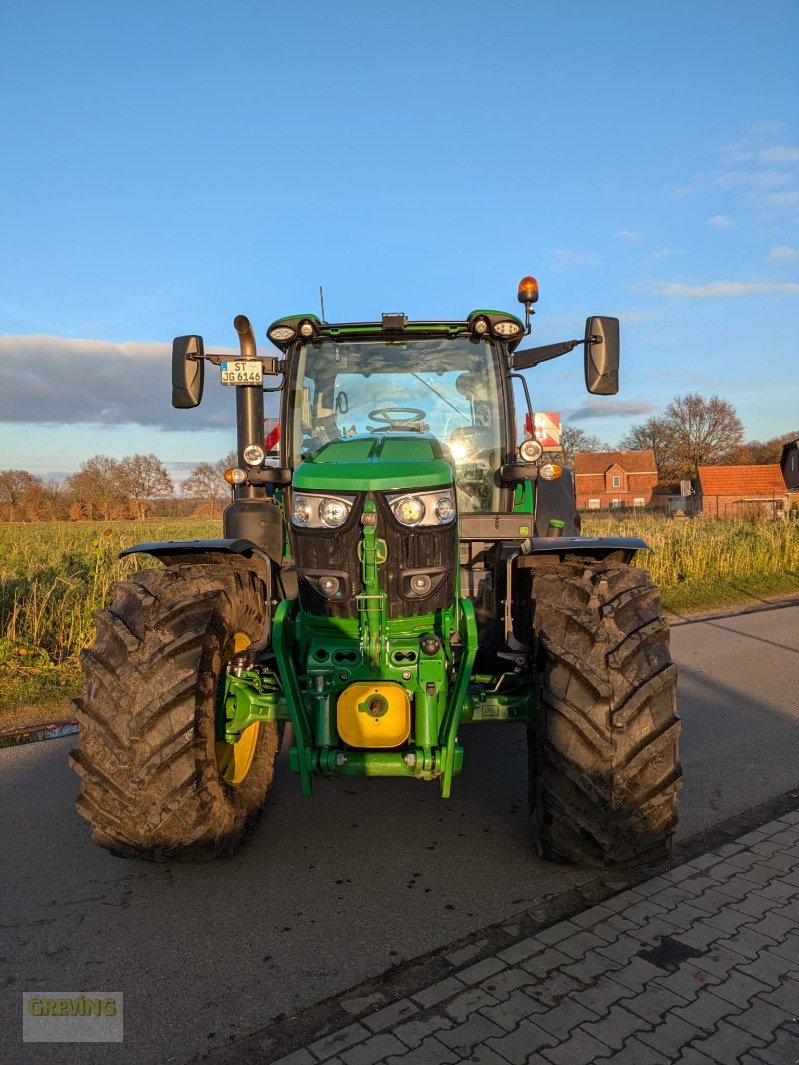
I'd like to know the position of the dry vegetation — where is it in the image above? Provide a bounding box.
[0,520,216,722]
[582,513,799,614]
[1,515,797,725]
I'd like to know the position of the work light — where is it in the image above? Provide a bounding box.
[243,444,265,466]
[494,320,522,338]
[268,325,296,343]
[519,438,543,463]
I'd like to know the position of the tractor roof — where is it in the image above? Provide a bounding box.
[265,310,526,354]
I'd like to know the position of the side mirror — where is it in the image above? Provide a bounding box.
[172,335,205,408]
[584,316,619,395]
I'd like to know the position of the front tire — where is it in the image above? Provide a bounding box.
[529,559,681,866]
[70,559,280,860]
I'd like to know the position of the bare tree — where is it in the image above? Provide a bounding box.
[215,451,238,478]
[122,453,174,519]
[31,479,63,521]
[66,455,126,520]
[0,469,45,521]
[558,427,607,467]
[181,462,229,518]
[665,393,744,479]
[620,394,744,485]
[733,429,799,465]
[619,415,677,483]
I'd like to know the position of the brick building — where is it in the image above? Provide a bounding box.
[696,464,788,518]
[574,450,659,510]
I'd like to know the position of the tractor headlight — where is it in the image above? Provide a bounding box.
[319,497,351,528]
[291,492,355,528]
[388,488,456,528]
[392,495,425,526]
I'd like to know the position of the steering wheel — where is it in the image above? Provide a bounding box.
[366,406,428,432]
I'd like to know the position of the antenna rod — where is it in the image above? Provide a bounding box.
[319,285,326,323]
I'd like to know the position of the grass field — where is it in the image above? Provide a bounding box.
[582,513,799,614]
[0,520,216,723]
[1,515,797,725]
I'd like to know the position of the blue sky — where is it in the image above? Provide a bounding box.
[1,0,797,481]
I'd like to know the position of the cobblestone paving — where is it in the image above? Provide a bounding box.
[272,812,799,1065]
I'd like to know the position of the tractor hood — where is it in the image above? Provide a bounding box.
[292,433,453,493]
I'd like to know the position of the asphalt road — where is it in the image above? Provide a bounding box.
[1,601,798,1064]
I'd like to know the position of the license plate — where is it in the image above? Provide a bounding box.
[220,360,263,386]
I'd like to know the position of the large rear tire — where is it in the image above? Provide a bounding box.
[529,559,681,866]
[70,558,280,860]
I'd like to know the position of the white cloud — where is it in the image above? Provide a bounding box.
[617,229,642,241]
[614,306,662,326]
[769,245,798,260]
[766,190,799,207]
[750,121,789,136]
[697,137,799,214]
[758,146,799,165]
[707,214,735,228]
[713,169,793,190]
[649,281,799,298]
[569,400,655,421]
[719,135,795,166]
[0,334,238,429]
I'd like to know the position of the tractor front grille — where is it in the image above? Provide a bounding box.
[290,491,457,620]
[375,494,456,617]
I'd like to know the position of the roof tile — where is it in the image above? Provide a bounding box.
[573,450,657,476]
[697,464,786,495]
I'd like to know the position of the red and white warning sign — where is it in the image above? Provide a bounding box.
[533,411,562,450]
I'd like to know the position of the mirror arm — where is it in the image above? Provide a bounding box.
[188,352,283,375]
[511,338,580,371]
[509,371,535,449]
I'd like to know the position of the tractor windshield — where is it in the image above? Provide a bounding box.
[287,335,505,512]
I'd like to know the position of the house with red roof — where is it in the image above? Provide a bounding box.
[574,450,659,510]
[696,464,788,518]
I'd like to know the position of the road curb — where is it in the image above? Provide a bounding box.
[666,592,799,626]
[0,720,78,750]
[192,785,799,1064]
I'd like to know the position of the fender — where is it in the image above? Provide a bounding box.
[519,535,650,565]
[120,538,269,568]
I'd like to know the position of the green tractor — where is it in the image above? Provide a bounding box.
[71,277,681,865]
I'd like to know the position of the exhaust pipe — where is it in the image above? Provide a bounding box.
[234,314,257,361]
[233,314,265,500]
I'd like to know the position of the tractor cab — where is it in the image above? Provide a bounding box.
[270,313,522,517]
